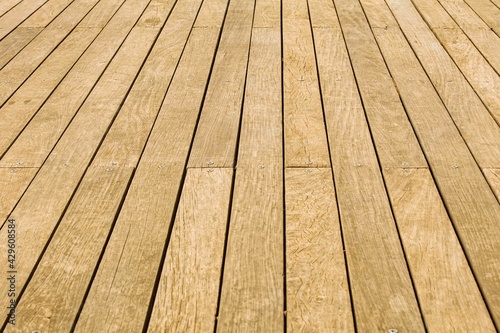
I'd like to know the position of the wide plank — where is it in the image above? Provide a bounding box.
[0,167,37,227]
[385,168,496,331]
[17,0,75,28]
[0,0,46,40]
[3,166,133,332]
[0,0,22,17]
[285,168,354,332]
[283,0,330,167]
[148,168,232,332]
[0,27,42,69]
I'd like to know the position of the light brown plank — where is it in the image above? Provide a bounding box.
[253,0,280,28]
[483,168,500,201]
[365,2,500,324]
[74,26,222,332]
[0,27,42,69]
[18,0,74,28]
[0,24,158,321]
[464,0,500,35]
[217,27,284,332]
[385,168,496,331]
[194,0,228,28]
[236,28,282,168]
[0,0,102,106]
[0,0,22,17]
[187,0,254,168]
[0,0,46,40]
[285,168,354,332]
[72,0,125,28]
[0,167,37,227]
[313,21,425,333]
[3,166,133,332]
[329,0,427,169]
[217,167,284,332]
[93,0,219,167]
[283,0,330,167]
[148,168,232,332]
[0,0,156,167]
[0,26,101,155]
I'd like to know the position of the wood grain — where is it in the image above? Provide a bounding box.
[483,168,500,201]
[148,168,232,332]
[0,0,22,17]
[283,0,330,167]
[385,168,496,331]
[0,167,37,227]
[3,166,133,332]
[463,0,500,35]
[285,168,354,332]
[0,0,46,40]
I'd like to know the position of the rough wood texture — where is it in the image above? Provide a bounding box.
[0,0,46,40]
[283,0,330,168]
[4,166,133,332]
[187,0,254,168]
[0,27,42,69]
[483,168,500,201]
[285,168,354,332]
[0,167,37,227]
[0,0,22,17]
[148,168,232,332]
[385,168,496,331]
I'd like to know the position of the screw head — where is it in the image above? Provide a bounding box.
[451,165,459,169]
[258,165,265,169]
[388,330,398,333]
[106,168,114,172]
[10,169,17,173]
[354,163,362,167]
[207,161,214,165]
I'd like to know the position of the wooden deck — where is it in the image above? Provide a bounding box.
[0,0,499,331]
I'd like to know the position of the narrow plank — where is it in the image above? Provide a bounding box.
[0,0,155,167]
[0,26,158,321]
[364,2,500,324]
[93,0,221,167]
[282,0,330,167]
[285,168,354,332]
[483,168,500,201]
[194,0,228,28]
[308,0,340,28]
[0,0,22,17]
[369,0,500,169]
[236,28,282,168]
[18,0,75,28]
[76,0,126,28]
[0,0,46,40]
[187,0,254,168]
[0,27,42,69]
[0,27,101,155]
[0,0,101,106]
[0,167,37,227]
[73,26,223,332]
[3,166,133,332]
[431,0,500,73]
[313,24,425,331]
[217,167,284,332]
[217,27,283,331]
[148,168,232,332]
[328,0,427,169]
[463,0,500,35]
[385,168,496,331]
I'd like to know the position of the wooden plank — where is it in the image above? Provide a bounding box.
[0,27,101,156]
[0,27,42,69]
[0,25,158,321]
[312,23,425,332]
[253,0,280,28]
[18,0,75,28]
[328,0,426,169]
[431,0,500,73]
[73,26,222,332]
[0,0,156,167]
[72,0,125,28]
[3,166,133,332]
[0,0,101,106]
[194,0,228,28]
[463,0,500,35]
[236,28,282,168]
[0,167,37,227]
[282,0,330,168]
[285,168,354,332]
[363,3,500,325]
[372,1,500,169]
[93,0,220,167]
[433,28,500,124]
[308,0,340,28]
[0,0,46,40]
[0,0,22,17]
[483,168,500,201]
[187,0,254,168]
[148,168,232,332]
[217,166,284,332]
[385,168,496,331]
